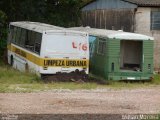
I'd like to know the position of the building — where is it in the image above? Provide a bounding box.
[81,0,160,70]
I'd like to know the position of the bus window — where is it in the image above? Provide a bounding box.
[8,25,14,44]
[97,38,106,55]
[34,33,42,54]
[20,29,26,47]
[10,26,14,42]
[31,31,36,48]
[16,27,21,45]
[25,31,35,51]
[89,36,96,58]
[13,27,17,43]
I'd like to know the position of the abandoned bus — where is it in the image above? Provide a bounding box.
[69,27,154,81]
[7,22,89,77]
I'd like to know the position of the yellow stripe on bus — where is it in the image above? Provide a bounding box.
[8,44,89,68]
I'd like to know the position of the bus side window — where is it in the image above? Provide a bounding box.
[13,27,17,43]
[89,36,96,58]
[25,30,29,46]
[20,28,26,47]
[34,33,42,54]
[16,27,21,45]
[9,25,14,43]
[97,38,106,55]
[25,30,35,51]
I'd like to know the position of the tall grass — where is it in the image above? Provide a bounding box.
[0,65,40,84]
[0,64,98,92]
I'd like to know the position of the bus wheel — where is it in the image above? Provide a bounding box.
[10,56,14,66]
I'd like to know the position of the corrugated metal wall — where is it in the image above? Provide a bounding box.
[82,0,137,11]
[81,0,137,32]
[82,9,135,32]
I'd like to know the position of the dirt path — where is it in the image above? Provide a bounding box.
[0,87,160,115]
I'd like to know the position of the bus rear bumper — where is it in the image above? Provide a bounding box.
[39,67,89,75]
[107,74,153,81]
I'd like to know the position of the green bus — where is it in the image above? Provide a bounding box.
[69,27,154,81]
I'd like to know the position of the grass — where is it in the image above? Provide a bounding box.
[0,62,160,93]
[0,65,40,84]
[0,64,98,92]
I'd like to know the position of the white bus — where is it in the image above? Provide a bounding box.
[7,22,89,78]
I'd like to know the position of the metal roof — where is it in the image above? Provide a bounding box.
[123,0,160,7]
[82,0,160,8]
[68,27,154,40]
[81,0,96,8]
[10,22,88,36]
[10,21,64,33]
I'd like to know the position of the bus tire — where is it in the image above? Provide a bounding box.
[10,55,14,66]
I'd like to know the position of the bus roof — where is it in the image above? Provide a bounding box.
[69,27,154,41]
[10,21,64,33]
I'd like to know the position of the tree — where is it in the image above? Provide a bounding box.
[0,0,85,27]
[45,0,81,27]
[0,10,7,57]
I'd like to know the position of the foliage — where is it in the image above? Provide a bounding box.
[0,10,7,57]
[0,0,85,27]
[46,0,82,27]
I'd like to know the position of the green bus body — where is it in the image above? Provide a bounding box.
[90,38,153,81]
[69,27,154,81]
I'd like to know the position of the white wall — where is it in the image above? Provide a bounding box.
[134,7,160,70]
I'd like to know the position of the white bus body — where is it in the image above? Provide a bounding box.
[7,22,89,76]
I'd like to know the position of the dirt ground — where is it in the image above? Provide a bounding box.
[0,87,160,119]
[0,87,160,114]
